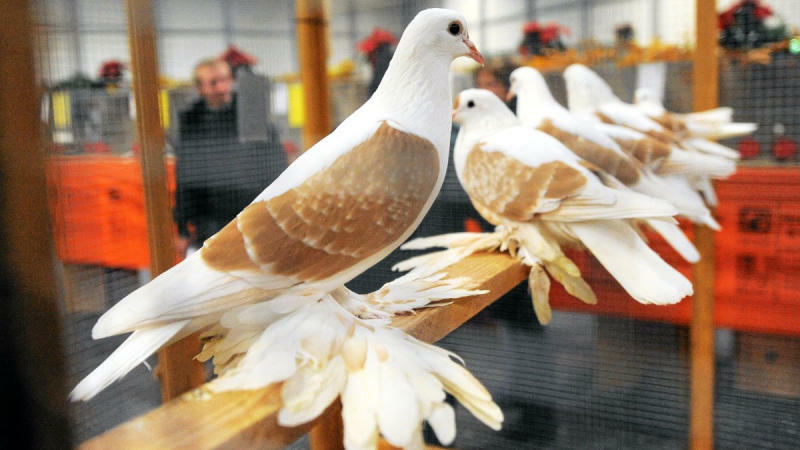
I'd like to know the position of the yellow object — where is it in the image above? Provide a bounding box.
[52,91,71,128]
[327,59,355,79]
[159,89,170,129]
[288,82,305,128]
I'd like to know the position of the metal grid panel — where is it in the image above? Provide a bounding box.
[33,0,800,447]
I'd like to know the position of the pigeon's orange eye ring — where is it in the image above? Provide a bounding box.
[448,21,462,36]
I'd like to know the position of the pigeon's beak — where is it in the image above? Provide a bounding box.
[506,86,517,102]
[463,38,484,66]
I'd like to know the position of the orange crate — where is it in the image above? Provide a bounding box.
[47,155,176,270]
[714,166,800,336]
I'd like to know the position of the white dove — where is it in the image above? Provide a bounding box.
[71,8,495,436]
[508,66,708,260]
[452,89,692,320]
[563,64,736,206]
[634,87,756,143]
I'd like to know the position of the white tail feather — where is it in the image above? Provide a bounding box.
[686,121,757,140]
[683,137,740,160]
[681,107,733,124]
[71,320,189,401]
[93,252,272,339]
[543,187,678,222]
[644,219,700,263]
[657,147,736,179]
[634,172,719,229]
[566,220,692,304]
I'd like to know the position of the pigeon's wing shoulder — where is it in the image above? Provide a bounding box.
[202,121,441,283]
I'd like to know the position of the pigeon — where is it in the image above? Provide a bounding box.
[508,66,707,259]
[634,87,757,142]
[70,10,500,442]
[563,64,736,206]
[451,89,692,322]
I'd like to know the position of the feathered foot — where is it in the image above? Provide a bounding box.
[395,225,596,325]
[202,295,503,449]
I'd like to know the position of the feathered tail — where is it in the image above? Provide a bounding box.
[686,121,757,140]
[564,220,693,305]
[70,320,190,401]
[657,147,736,179]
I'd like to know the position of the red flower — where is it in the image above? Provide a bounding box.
[357,28,398,55]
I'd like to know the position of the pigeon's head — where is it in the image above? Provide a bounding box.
[452,89,516,128]
[508,66,553,102]
[402,8,484,65]
[563,64,617,113]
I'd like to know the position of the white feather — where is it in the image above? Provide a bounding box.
[565,220,693,304]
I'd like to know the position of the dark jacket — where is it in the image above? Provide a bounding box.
[173,94,287,244]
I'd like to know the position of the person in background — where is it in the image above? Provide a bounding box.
[173,57,286,256]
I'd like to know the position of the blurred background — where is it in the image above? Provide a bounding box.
[20,0,800,448]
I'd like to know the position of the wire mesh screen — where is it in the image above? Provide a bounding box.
[33,0,800,447]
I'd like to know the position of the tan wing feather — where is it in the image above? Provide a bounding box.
[538,119,641,185]
[612,136,672,168]
[462,145,588,223]
[202,122,440,282]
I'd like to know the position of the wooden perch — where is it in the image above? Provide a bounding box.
[79,252,527,449]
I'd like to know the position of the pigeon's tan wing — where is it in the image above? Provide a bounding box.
[460,144,589,223]
[202,121,440,282]
[537,119,641,185]
[595,123,672,168]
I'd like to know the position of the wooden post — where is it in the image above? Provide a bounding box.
[126,0,206,401]
[0,0,72,446]
[691,1,718,448]
[296,1,339,447]
[296,0,332,149]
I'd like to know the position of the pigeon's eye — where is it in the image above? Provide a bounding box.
[448,22,461,36]
[467,100,475,108]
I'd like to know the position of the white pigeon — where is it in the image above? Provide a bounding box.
[508,66,706,260]
[563,64,736,205]
[634,87,757,142]
[452,89,692,320]
[70,10,501,441]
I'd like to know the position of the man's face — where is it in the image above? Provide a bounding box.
[195,63,233,110]
[475,70,508,101]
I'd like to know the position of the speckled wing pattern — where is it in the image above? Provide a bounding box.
[202,121,440,282]
[461,145,587,223]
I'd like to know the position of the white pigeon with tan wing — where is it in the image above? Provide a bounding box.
[447,89,691,322]
[563,64,736,178]
[564,64,738,207]
[72,10,502,445]
[508,66,705,261]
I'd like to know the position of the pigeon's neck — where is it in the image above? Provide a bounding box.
[516,86,565,127]
[369,50,453,150]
